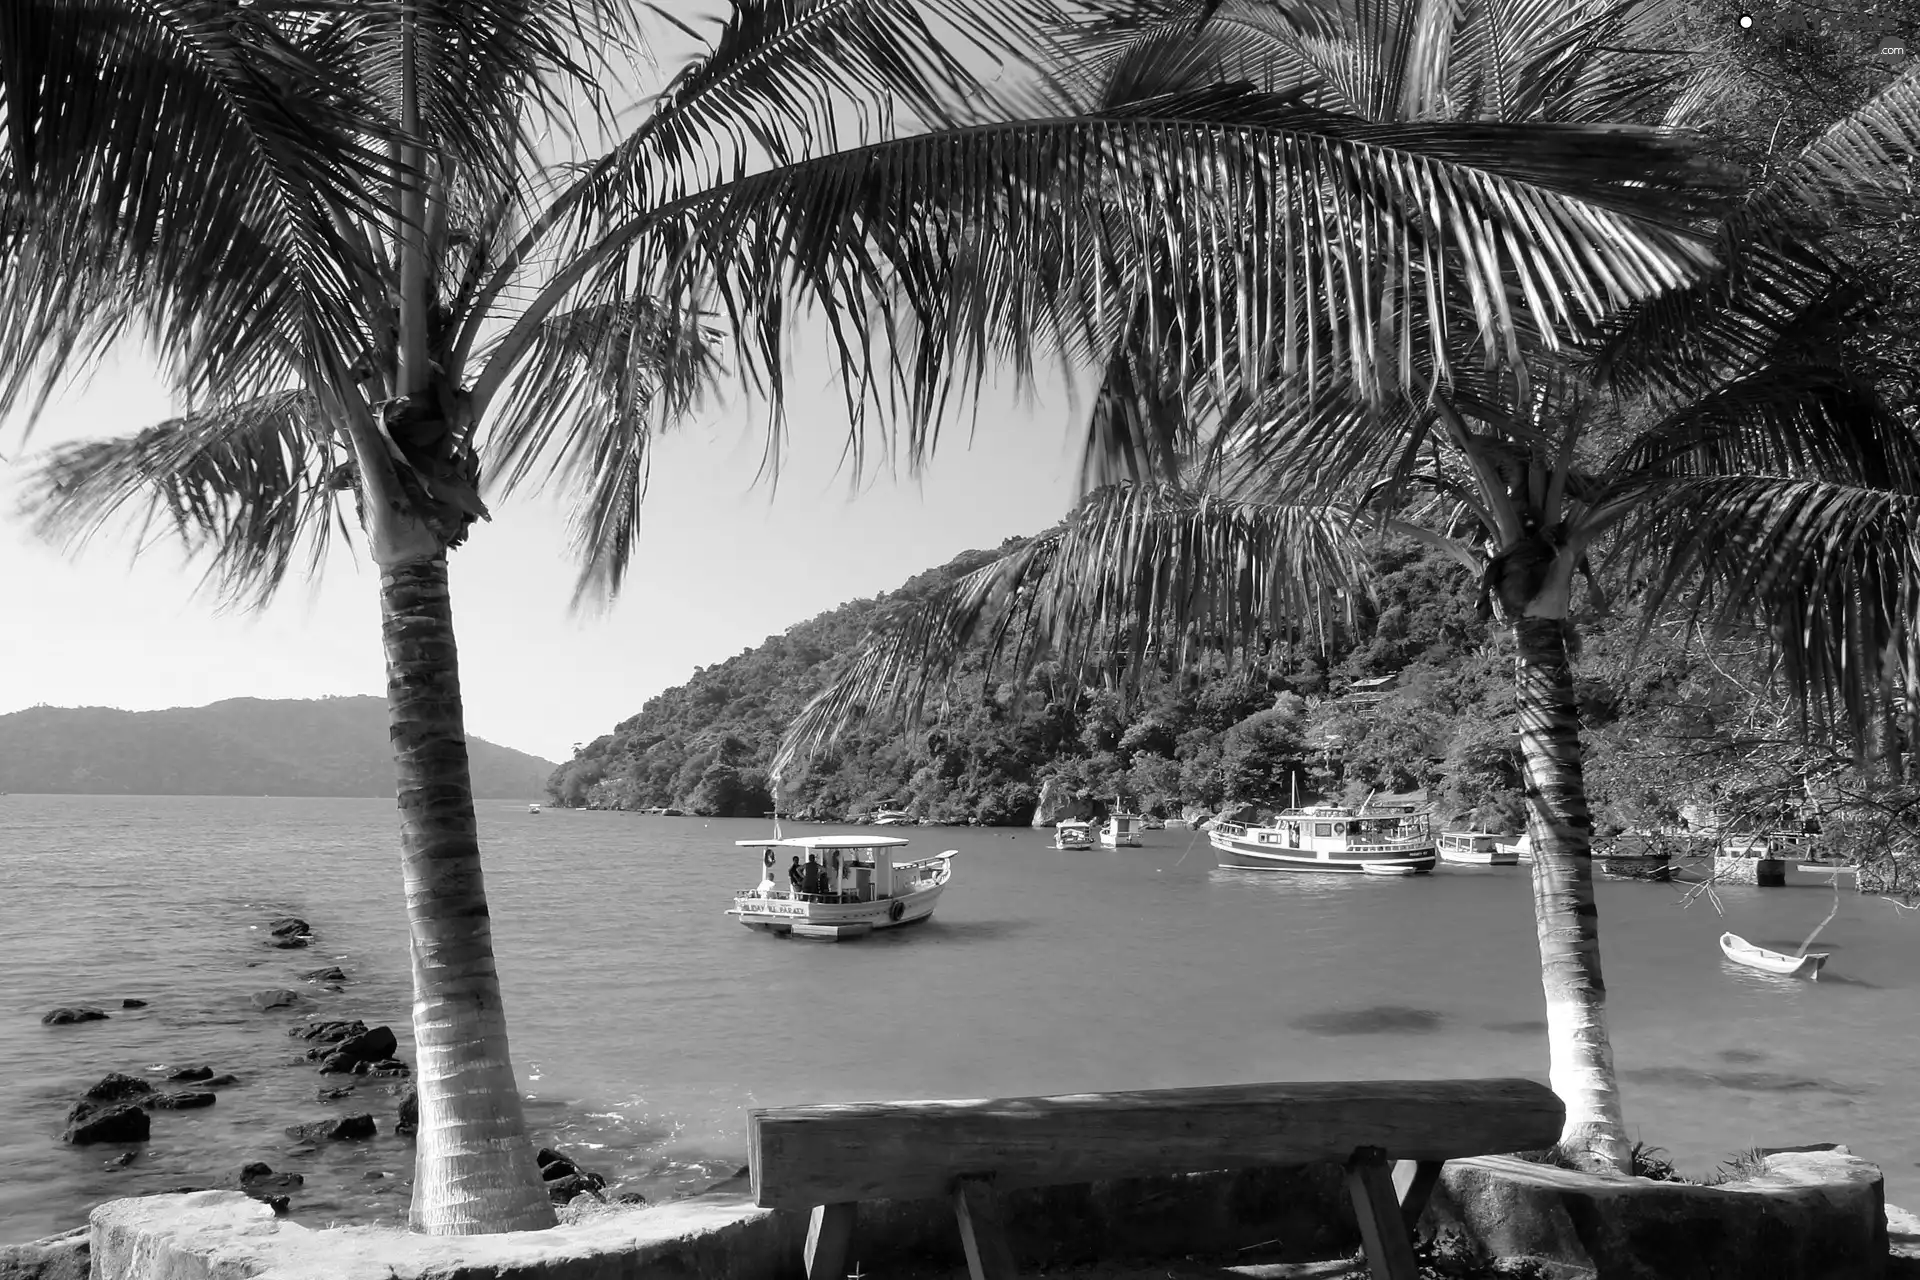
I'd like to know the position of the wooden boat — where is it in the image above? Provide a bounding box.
[1054,820,1094,850]
[1100,813,1145,848]
[1362,862,1420,877]
[1211,803,1436,875]
[729,836,954,942]
[1437,831,1516,865]
[1719,931,1828,979]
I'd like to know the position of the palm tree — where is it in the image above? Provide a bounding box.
[774,4,1920,1172]
[9,0,1745,1226]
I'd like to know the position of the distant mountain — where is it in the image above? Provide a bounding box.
[0,696,556,798]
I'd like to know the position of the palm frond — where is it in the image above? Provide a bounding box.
[15,392,350,608]
[601,87,1725,475]
[1614,476,1920,746]
[479,291,725,605]
[773,478,1367,776]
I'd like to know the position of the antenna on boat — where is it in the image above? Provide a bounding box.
[1291,772,1298,810]
[770,770,784,841]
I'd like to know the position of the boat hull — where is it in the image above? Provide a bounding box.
[1438,848,1517,865]
[1719,931,1828,979]
[1212,835,1435,874]
[731,882,946,940]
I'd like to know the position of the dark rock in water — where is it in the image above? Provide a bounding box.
[545,1172,607,1203]
[41,1007,109,1025]
[302,966,347,983]
[121,999,149,1009]
[284,1113,375,1142]
[239,1163,304,1190]
[282,1145,317,1157]
[0,1224,90,1280]
[64,1103,149,1145]
[203,1074,241,1088]
[362,1170,387,1181]
[147,1091,215,1110]
[355,1058,410,1078]
[317,1086,355,1102]
[321,984,344,994]
[316,1050,356,1075]
[615,1192,649,1205]
[292,1018,366,1043]
[336,1025,397,1064]
[106,1151,138,1169]
[251,989,302,1011]
[269,936,311,950]
[395,1087,417,1137]
[253,1194,290,1215]
[83,1073,153,1104]
[167,1065,214,1082]
[267,917,310,939]
[538,1154,580,1181]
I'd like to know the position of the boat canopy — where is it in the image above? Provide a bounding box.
[733,835,913,849]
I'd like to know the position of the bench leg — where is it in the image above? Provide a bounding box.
[953,1176,1019,1280]
[1393,1158,1444,1238]
[1346,1147,1420,1280]
[804,1202,856,1280]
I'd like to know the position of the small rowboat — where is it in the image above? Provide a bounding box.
[1362,862,1420,877]
[1719,931,1828,980]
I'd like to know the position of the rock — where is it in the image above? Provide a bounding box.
[239,1163,304,1190]
[266,917,310,939]
[301,966,346,983]
[0,1224,89,1280]
[358,1058,410,1078]
[252,1194,290,1214]
[292,1018,366,1043]
[63,1103,149,1144]
[82,1073,153,1104]
[336,1024,397,1064]
[1890,1203,1920,1239]
[321,984,344,994]
[40,1006,108,1025]
[545,1172,607,1203]
[538,1154,581,1181]
[362,1170,387,1181]
[615,1191,649,1205]
[146,1091,216,1110]
[251,989,302,1011]
[316,1051,356,1075]
[120,998,148,1009]
[1030,777,1094,826]
[283,1113,375,1142]
[268,936,311,949]
[317,1086,355,1101]
[203,1074,241,1088]
[282,1145,317,1158]
[395,1087,417,1137]
[167,1065,214,1082]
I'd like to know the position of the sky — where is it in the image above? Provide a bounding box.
[0,348,1084,764]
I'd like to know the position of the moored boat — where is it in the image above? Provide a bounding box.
[1719,931,1828,979]
[527,803,542,814]
[1211,803,1436,874]
[1437,831,1515,865]
[729,836,954,941]
[1100,813,1145,848]
[1362,862,1419,877]
[1054,820,1094,850]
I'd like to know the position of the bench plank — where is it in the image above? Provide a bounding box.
[953,1177,1019,1280]
[804,1203,856,1280]
[748,1078,1561,1209]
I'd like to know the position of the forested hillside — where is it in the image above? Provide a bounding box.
[550,533,1771,831]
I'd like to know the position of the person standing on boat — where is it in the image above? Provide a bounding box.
[788,854,804,898]
[803,852,823,898]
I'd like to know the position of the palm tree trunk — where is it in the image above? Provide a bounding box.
[1511,615,1631,1174]
[380,554,557,1233]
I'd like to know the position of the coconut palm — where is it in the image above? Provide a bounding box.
[774,3,1920,1172]
[9,1,1751,1226]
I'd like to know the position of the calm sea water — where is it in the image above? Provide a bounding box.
[1,794,1917,1242]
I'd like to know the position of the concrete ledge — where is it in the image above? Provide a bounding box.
[89,1165,1359,1280]
[1426,1149,1887,1280]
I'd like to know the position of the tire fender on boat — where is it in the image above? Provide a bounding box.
[888,899,905,922]
[1333,822,1348,835]
[763,849,775,868]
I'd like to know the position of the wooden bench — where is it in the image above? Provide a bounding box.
[748,1077,1563,1280]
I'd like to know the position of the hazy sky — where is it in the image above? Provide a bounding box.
[0,346,1084,763]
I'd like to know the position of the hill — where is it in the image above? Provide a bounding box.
[0,696,555,798]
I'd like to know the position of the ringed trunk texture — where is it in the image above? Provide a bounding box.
[380,555,557,1233]
[1512,615,1631,1174]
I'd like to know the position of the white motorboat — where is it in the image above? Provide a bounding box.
[1211,803,1435,874]
[1100,813,1145,848]
[1362,862,1420,877]
[1054,820,1094,850]
[869,806,913,826]
[1719,931,1828,980]
[527,803,542,814]
[1438,831,1517,865]
[729,836,954,941]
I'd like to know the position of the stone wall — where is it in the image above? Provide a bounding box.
[1714,856,1787,886]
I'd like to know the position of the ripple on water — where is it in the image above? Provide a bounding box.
[1289,1005,1446,1035]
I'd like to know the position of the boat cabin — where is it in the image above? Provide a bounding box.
[1249,805,1430,856]
[737,835,916,903]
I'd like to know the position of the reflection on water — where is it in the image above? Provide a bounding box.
[1,794,1918,1241]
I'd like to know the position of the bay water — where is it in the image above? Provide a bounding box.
[2,794,1916,1242]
